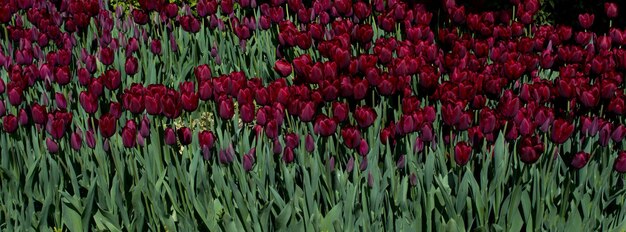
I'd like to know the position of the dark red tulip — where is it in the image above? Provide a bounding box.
[454,141,472,166]
[18,108,28,126]
[85,130,96,149]
[125,56,138,75]
[282,147,295,164]
[285,133,300,149]
[274,59,292,77]
[150,39,162,55]
[79,91,98,114]
[551,119,574,144]
[161,90,182,119]
[354,106,377,128]
[3,114,18,133]
[314,115,337,137]
[109,102,122,119]
[194,64,212,82]
[243,152,255,172]
[614,151,626,173]
[31,103,46,125]
[332,102,349,123]
[305,133,315,152]
[0,101,4,117]
[519,136,544,164]
[132,9,149,25]
[103,69,121,90]
[122,120,137,148]
[8,86,23,106]
[177,127,192,146]
[219,144,235,165]
[99,47,115,66]
[164,127,177,146]
[140,116,151,138]
[578,13,594,29]
[239,103,255,123]
[605,2,619,18]
[46,137,58,154]
[71,130,83,151]
[570,152,590,169]
[218,97,235,120]
[198,130,216,150]
[357,138,369,156]
[99,113,117,138]
[300,101,316,122]
[341,126,362,149]
[55,93,67,110]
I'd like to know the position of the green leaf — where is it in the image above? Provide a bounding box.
[62,203,83,232]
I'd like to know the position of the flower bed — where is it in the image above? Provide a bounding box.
[0,0,625,231]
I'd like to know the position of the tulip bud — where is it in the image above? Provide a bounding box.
[570,152,590,169]
[71,130,82,151]
[605,2,618,18]
[243,152,255,172]
[164,127,177,146]
[177,127,192,145]
[357,138,369,156]
[454,141,472,166]
[46,137,58,154]
[86,130,96,149]
[360,157,368,171]
[305,133,315,152]
[219,145,235,165]
[3,114,18,133]
[614,151,626,173]
[282,147,294,164]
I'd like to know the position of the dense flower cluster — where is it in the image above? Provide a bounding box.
[0,0,625,173]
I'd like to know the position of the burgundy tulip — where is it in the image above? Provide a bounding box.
[578,13,594,29]
[358,139,369,156]
[274,59,292,77]
[332,102,349,122]
[519,136,544,164]
[570,152,590,169]
[614,151,626,173]
[177,127,192,146]
[305,133,315,152]
[218,97,235,120]
[454,142,472,166]
[164,127,177,146]
[219,144,235,165]
[354,106,377,128]
[122,120,137,148]
[18,108,28,126]
[282,147,295,164]
[79,91,98,114]
[125,56,138,75]
[285,133,300,149]
[194,64,212,82]
[0,100,4,117]
[71,130,83,151]
[243,152,255,172]
[199,130,216,150]
[551,119,574,144]
[99,113,117,138]
[140,115,151,138]
[605,2,619,18]
[46,137,58,154]
[314,115,337,137]
[85,130,96,149]
[341,126,362,149]
[3,114,18,133]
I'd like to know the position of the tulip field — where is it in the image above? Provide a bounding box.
[2,0,626,230]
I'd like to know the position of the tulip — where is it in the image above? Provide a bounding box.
[282,147,295,164]
[570,152,590,169]
[219,145,235,165]
[150,39,162,55]
[341,126,362,149]
[305,133,315,152]
[0,100,5,117]
[218,97,235,120]
[71,130,83,151]
[8,87,23,106]
[99,113,117,138]
[3,114,18,133]
[99,47,115,66]
[46,138,58,154]
[357,138,369,156]
[285,133,300,149]
[605,2,618,18]
[125,56,138,75]
[164,127,177,146]
[18,108,28,126]
[360,157,368,171]
[79,91,98,114]
[614,151,626,173]
[519,136,544,164]
[122,121,137,148]
[314,115,337,137]
[243,152,255,172]
[354,106,377,128]
[103,69,121,90]
[300,101,316,122]
[274,59,292,77]
[85,130,96,149]
[177,127,192,146]
[454,142,472,166]
[578,13,594,29]
[346,156,355,173]
[109,102,122,119]
[551,119,574,144]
